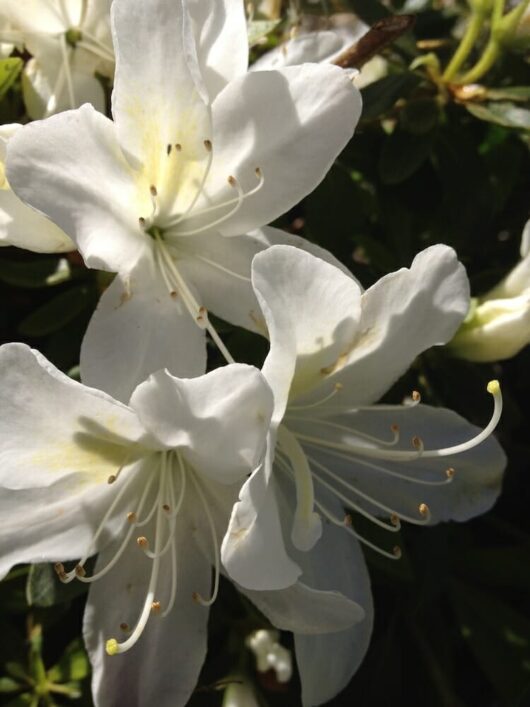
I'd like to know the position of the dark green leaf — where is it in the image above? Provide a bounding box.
[361,73,421,122]
[345,0,389,24]
[17,285,90,337]
[378,129,435,184]
[400,98,440,134]
[0,258,71,289]
[0,58,23,100]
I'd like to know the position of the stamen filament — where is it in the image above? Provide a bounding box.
[288,384,343,411]
[189,471,220,607]
[59,33,76,109]
[286,414,400,447]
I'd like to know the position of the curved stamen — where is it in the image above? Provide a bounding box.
[288,384,343,412]
[163,140,214,230]
[189,470,220,607]
[287,414,401,448]
[305,451,431,526]
[166,168,264,238]
[59,32,76,109]
[161,461,179,618]
[184,252,251,283]
[314,498,401,560]
[105,455,168,655]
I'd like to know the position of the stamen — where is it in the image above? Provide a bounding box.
[175,143,182,152]
[151,601,161,614]
[203,139,212,152]
[126,512,136,523]
[136,536,149,549]
[167,144,172,156]
[189,471,220,607]
[287,414,400,448]
[59,33,76,109]
[288,384,343,412]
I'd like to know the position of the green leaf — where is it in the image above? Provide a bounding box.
[361,73,421,122]
[0,258,72,289]
[0,677,22,693]
[485,86,530,102]
[465,101,530,130]
[48,640,89,683]
[400,98,440,135]
[0,58,23,100]
[345,0,389,24]
[248,19,280,47]
[378,129,435,184]
[17,285,90,337]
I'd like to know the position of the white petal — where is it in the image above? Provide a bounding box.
[251,31,347,71]
[252,245,362,422]
[6,104,146,273]
[203,63,361,235]
[111,0,211,180]
[292,493,373,706]
[84,514,210,707]
[187,0,248,98]
[0,123,73,252]
[221,450,302,590]
[0,343,146,491]
[130,364,273,484]
[80,254,206,404]
[316,244,471,407]
[295,404,506,524]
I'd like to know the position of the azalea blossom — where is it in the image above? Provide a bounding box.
[0,0,113,118]
[7,0,361,403]
[0,124,74,252]
[0,342,365,706]
[251,13,388,89]
[450,219,530,362]
[222,244,506,706]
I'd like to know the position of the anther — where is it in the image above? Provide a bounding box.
[196,306,208,327]
[412,436,424,450]
[120,623,129,632]
[126,512,136,524]
[343,514,353,527]
[446,467,455,479]
[412,390,421,402]
[170,291,178,299]
[419,503,429,517]
[390,513,400,527]
[334,383,343,391]
[151,601,161,614]
[75,564,86,578]
[150,185,158,197]
[136,536,149,549]
[138,217,146,228]
[107,474,117,484]
[393,546,402,559]
[391,424,399,433]
[255,167,262,178]
[166,144,172,156]
[203,139,212,152]
[162,504,170,512]
[54,562,66,578]
[175,143,182,151]
[227,175,237,187]
[192,591,200,604]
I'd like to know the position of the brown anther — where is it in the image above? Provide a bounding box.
[334,383,343,391]
[446,467,455,479]
[390,513,400,527]
[343,514,353,527]
[255,167,262,178]
[412,436,422,449]
[419,503,429,517]
[138,217,146,227]
[120,622,130,631]
[151,601,161,614]
[170,291,178,299]
[75,564,86,578]
[107,474,117,484]
[166,144,172,156]
[150,185,158,197]
[391,424,399,433]
[393,546,402,559]
[126,512,137,524]
[227,175,237,187]
[196,305,207,322]
[136,536,149,549]
[203,139,212,152]
[54,562,65,577]
[412,390,421,402]
[162,504,170,512]
[192,591,200,603]
[175,143,182,151]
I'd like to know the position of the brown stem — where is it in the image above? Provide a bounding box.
[332,14,416,70]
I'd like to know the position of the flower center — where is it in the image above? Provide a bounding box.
[54,449,221,655]
[277,380,502,559]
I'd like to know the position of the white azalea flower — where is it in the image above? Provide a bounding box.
[222,244,506,706]
[251,13,388,89]
[450,220,530,362]
[0,124,74,252]
[0,342,364,706]
[0,0,113,118]
[7,0,361,403]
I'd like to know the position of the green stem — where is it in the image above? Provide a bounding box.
[442,9,487,82]
[459,0,505,83]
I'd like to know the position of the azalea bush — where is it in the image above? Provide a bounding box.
[0,0,529,706]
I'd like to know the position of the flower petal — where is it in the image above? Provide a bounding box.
[203,63,361,235]
[0,343,146,491]
[317,244,470,407]
[6,104,145,273]
[221,449,302,590]
[83,514,210,707]
[111,0,211,180]
[80,253,206,404]
[130,364,273,484]
[187,0,248,98]
[295,403,506,525]
[252,245,362,422]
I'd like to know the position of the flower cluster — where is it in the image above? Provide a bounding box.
[0,1,510,706]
